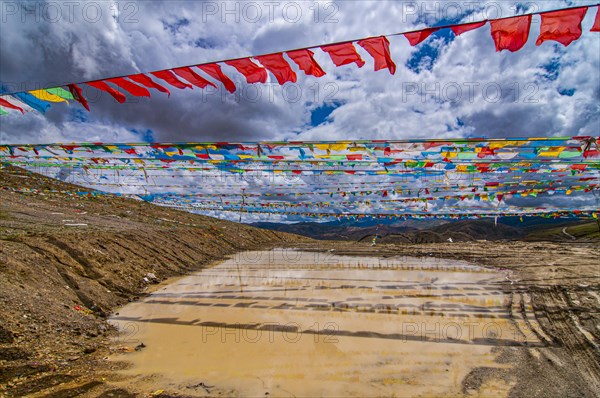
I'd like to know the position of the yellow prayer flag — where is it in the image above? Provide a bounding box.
[29,89,68,103]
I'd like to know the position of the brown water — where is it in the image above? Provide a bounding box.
[109,249,541,397]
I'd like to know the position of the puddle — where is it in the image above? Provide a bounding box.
[109,249,540,397]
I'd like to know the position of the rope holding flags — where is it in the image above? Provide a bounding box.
[1,4,599,116]
[1,137,598,221]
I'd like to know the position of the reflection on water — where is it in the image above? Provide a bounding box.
[109,249,541,397]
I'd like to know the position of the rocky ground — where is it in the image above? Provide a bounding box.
[1,165,599,397]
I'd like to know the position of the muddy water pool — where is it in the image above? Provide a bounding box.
[109,249,542,397]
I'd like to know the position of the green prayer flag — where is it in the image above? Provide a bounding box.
[47,87,74,100]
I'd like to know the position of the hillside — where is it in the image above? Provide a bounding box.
[0,165,309,396]
[251,217,599,243]
[250,221,420,241]
[250,218,446,241]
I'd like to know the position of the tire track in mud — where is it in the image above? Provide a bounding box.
[459,280,600,397]
[528,287,600,397]
[517,292,552,345]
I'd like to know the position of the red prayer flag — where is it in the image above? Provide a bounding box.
[404,28,439,46]
[0,97,24,113]
[225,58,268,83]
[536,7,588,46]
[451,21,487,36]
[357,36,396,74]
[106,77,151,97]
[489,15,532,52]
[570,164,587,171]
[150,70,193,90]
[86,81,127,103]
[172,66,216,89]
[320,42,365,68]
[196,64,236,93]
[68,84,90,111]
[128,74,171,97]
[591,6,600,32]
[286,49,326,77]
[254,53,297,84]
[584,149,599,158]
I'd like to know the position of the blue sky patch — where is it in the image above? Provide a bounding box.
[130,128,155,142]
[70,108,88,123]
[558,88,576,96]
[193,37,217,49]
[162,18,190,35]
[538,57,561,81]
[406,29,454,73]
[310,102,342,126]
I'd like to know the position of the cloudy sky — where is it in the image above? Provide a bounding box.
[1,0,599,145]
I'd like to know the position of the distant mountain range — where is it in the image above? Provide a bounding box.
[249,217,599,243]
[249,218,444,241]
